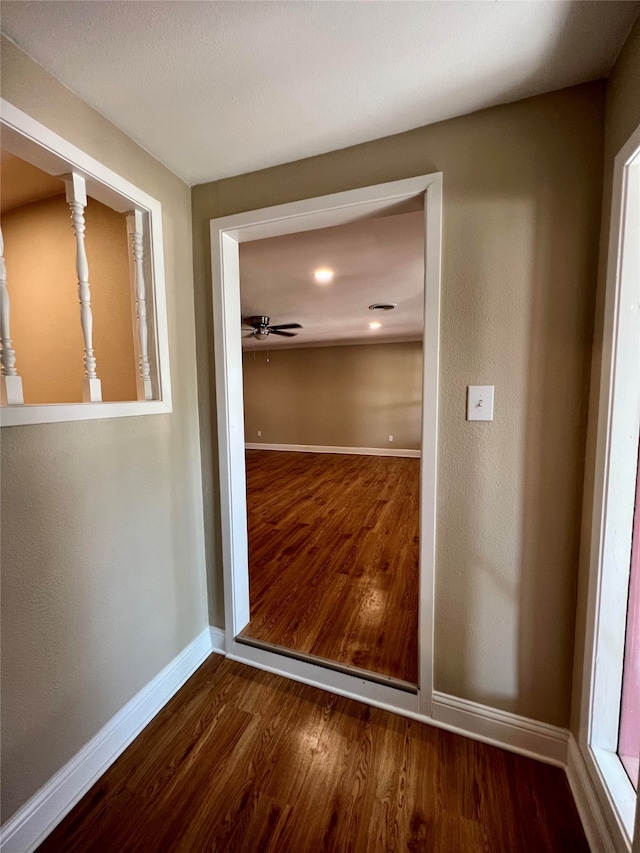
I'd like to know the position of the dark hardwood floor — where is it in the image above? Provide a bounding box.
[38,654,588,853]
[240,451,420,683]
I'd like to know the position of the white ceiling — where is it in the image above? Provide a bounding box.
[239,210,424,349]
[2,1,638,185]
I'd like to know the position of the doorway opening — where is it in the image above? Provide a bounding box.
[210,175,442,717]
[236,209,424,690]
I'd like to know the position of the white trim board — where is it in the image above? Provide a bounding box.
[576,122,640,852]
[209,626,226,655]
[566,736,618,853]
[244,442,421,458]
[0,628,213,853]
[432,692,568,767]
[227,639,421,715]
[1,400,171,427]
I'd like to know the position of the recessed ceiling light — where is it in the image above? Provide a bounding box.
[369,303,397,311]
[313,268,334,284]
[369,321,382,329]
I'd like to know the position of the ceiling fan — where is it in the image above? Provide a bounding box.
[243,315,302,340]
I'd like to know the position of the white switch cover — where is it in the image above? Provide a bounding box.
[467,386,494,421]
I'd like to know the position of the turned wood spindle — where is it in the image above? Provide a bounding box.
[127,210,153,401]
[64,173,102,402]
[0,224,24,405]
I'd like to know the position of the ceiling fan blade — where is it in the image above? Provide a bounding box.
[270,323,302,330]
[242,332,256,338]
[270,329,297,337]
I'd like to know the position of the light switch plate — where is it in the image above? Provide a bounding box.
[467,385,494,421]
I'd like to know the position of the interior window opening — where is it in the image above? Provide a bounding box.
[1,152,140,404]
[0,100,171,427]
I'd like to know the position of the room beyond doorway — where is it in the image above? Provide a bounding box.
[239,450,419,685]
[237,205,425,688]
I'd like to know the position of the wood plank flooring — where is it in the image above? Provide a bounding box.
[38,655,588,853]
[240,451,419,683]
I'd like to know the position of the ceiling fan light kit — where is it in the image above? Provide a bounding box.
[242,302,401,343]
[243,315,302,340]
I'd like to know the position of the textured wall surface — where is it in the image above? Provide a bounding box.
[242,342,423,450]
[0,38,208,821]
[193,83,605,726]
[571,15,640,735]
[2,195,137,403]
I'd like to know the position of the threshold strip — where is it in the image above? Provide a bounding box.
[235,634,418,695]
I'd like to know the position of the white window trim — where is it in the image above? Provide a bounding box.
[0,99,172,425]
[580,123,640,851]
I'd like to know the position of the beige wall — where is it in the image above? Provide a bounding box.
[193,83,605,727]
[1,38,208,821]
[571,16,640,735]
[243,342,423,450]
[2,194,137,403]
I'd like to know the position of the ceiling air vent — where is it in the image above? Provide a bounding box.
[369,303,397,311]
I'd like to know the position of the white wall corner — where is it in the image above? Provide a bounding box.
[0,627,214,853]
[566,736,620,853]
[209,625,226,655]
[431,691,569,766]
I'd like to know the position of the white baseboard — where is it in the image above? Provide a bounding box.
[245,442,421,458]
[0,627,213,853]
[209,626,226,654]
[432,691,569,767]
[2,627,607,853]
[566,736,618,853]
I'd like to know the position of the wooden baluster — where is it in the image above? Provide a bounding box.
[64,173,102,402]
[0,224,24,405]
[126,210,153,400]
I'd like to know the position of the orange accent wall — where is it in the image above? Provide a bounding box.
[2,194,137,403]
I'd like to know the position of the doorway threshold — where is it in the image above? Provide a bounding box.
[235,634,418,694]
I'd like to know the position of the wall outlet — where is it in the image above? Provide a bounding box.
[388,435,394,442]
[257,430,262,437]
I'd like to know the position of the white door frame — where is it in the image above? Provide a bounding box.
[210,174,443,718]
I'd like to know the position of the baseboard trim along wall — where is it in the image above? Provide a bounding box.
[244,442,421,458]
[0,627,213,853]
[209,626,226,655]
[226,636,569,768]
[565,736,618,853]
[3,626,600,852]
[431,691,569,767]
